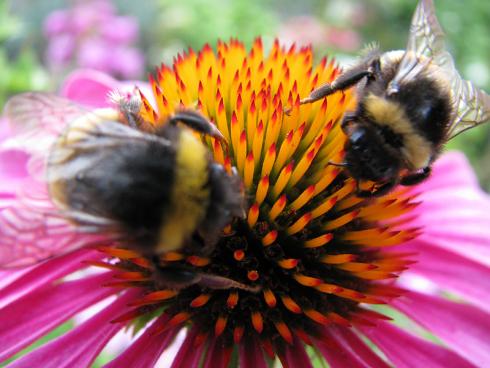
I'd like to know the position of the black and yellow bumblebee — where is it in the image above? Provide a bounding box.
[1,92,256,291]
[298,0,490,196]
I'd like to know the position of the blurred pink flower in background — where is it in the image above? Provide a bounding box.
[278,16,361,51]
[43,0,144,79]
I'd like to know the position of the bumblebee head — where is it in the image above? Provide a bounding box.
[344,122,402,182]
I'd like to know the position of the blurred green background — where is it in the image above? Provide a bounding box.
[1,0,489,190]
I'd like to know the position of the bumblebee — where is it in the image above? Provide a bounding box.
[297,0,490,196]
[1,92,256,292]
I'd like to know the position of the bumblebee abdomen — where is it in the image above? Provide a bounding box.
[61,134,176,237]
[156,128,210,252]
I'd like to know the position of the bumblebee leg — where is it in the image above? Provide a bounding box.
[400,167,431,186]
[356,180,397,198]
[197,273,261,293]
[327,161,348,167]
[300,68,372,105]
[168,110,224,139]
[153,263,201,290]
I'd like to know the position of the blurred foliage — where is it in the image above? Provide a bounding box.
[2,0,489,189]
[0,2,49,107]
[145,0,279,64]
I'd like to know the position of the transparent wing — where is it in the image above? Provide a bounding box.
[2,93,90,155]
[0,92,174,268]
[0,93,128,268]
[403,0,490,138]
[0,182,114,268]
[389,0,446,96]
[406,0,445,58]
[441,54,490,138]
[2,93,121,179]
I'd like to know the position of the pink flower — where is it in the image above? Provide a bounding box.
[278,16,361,51]
[100,16,139,44]
[43,0,145,79]
[1,54,490,367]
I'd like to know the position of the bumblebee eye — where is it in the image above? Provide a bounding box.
[349,128,366,145]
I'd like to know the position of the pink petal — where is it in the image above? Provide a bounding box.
[392,291,490,367]
[414,152,480,193]
[279,339,313,368]
[60,69,153,109]
[0,268,31,291]
[170,326,206,368]
[317,326,390,368]
[413,233,490,268]
[0,249,101,309]
[400,240,490,313]
[104,314,178,368]
[359,321,476,368]
[7,289,138,368]
[60,69,120,107]
[404,195,490,266]
[203,338,233,368]
[0,272,116,361]
[239,337,267,368]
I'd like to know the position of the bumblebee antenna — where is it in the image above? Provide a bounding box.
[169,109,225,140]
[327,161,348,167]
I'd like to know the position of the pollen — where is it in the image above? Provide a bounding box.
[99,38,420,355]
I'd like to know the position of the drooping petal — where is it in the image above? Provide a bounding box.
[0,249,101,309]
[60,69,120,107]
[203,338,233,368]
[170,326,206,368]
[279,339,313,368]
[7,289,138,368]
[399,240,490,313]
[104,314,178,368]
[0,272,116,362]
[414,152,480,192]
[392,291,490,367]
[60,68,153,108]
[316,326,390,368]
[405,152,490,266]
[359,321,476,368]
[239,337,267,368]
[0,268,31,292]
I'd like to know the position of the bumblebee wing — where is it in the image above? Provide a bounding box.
[2,92,120,157]
[406,0,445,59]
[3,93,87,154]
[402,0,490,138]
[391,0,445,90]
[0,185,116,269]
[431,49,490,138]
[0,94,146,268]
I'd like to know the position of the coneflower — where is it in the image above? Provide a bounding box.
[1,39,489,367]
